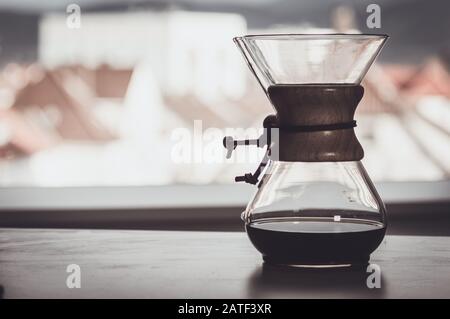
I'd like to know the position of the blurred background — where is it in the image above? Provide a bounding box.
[0,0,448,187]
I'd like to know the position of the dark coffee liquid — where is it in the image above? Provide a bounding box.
[246,217,385,266]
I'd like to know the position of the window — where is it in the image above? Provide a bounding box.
[0,1,448,205]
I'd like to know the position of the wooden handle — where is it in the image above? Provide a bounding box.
[267,84,365,162]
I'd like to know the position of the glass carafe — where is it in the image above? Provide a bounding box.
[227,34,388,267]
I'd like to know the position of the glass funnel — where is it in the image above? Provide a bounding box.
[231,34,388,267]
[234,33,388,89]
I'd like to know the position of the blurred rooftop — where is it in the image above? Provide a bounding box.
[0,6,448,186]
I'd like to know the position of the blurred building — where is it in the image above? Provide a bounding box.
[0,7,449,186]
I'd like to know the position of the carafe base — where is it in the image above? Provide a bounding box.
[262,255,370,269]
[246,217,385,269]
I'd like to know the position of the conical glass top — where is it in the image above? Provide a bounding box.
[234,34,388,91]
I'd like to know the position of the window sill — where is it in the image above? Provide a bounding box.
[0,181,449,235]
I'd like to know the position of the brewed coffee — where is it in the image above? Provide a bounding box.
[246,216,385,267]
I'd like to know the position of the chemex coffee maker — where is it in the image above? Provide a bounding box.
[223,34,388,268]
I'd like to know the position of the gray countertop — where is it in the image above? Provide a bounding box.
[0,228,449,298]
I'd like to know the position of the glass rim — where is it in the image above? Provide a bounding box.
[234,33,389,41]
